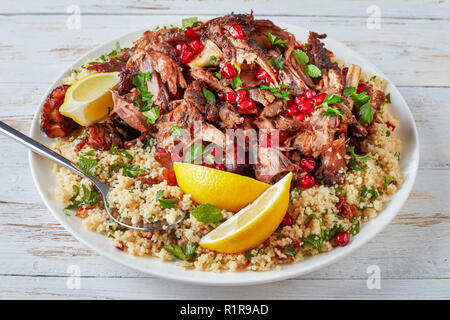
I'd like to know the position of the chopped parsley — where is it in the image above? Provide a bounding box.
[156,190,178,209]
[268,55,284,70]
[202,87,216,104]
[113,161,147,178]
[99,41,126,62]
[163,242,198,262]
[384,174,392,190]
[348,146,371,171]
[283,245,298,256]
[267,32,288,48]
[132,72,159,124]
[301,234,324,251]
[184,143,206,163]
[182,17,198,29]
[110,145,133,160]
[361,185,379,203]
[142,107,160,124]
[260,83,291,101]
[64,184,100,212]
[385,93,391,104]
[245,250,253,263]
[171,125,186,139]
[348,220,360,236]
[314,94,346,118]
[190,204,223,223]
[209,56,216,63]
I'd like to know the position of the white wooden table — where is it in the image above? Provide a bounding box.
[1,0,449,299]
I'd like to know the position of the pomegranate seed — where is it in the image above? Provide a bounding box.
[175,42,188,54]
[236,89,247,102]
[299,174,315,189]
[286,105,299,117]
[215,164,225,170]
[221,63,238,79]
[314,92,327,105]
[189,40,204,54]
[265,76,275,85]
[280,213,293,227]
[224,91,236,103]
[237,98,256,113]
[156,147,167,153]
[300,157,316,173]
[294,95,306,106]
[203,163,214,168]
[115,244,124,251]
[184,27,198,40]
[298,101,314,114]
[304,89,316,99]
[145,234,153,240]
[386,121,396,131]
[228,23,245,39]
[180,48,194,65]
[218,93,224,100]
[342,67,349,76]
[256,69,268,80]
[357,82,366,93]
[295,113,306,122]
[334,231,349,246]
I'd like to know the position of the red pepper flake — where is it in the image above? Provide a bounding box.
[386,121,396,131]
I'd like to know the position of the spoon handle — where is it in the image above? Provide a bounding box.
[0,120,88,179]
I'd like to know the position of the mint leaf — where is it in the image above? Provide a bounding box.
[348,146,371,163]
[171,125,186,139]
[118,162,147,178]
[260,83,291,101]
[385,93,391,103]
[293,49,309,66]
[78,154,98,177]
[110,145,133,160]
[202,87,216,104]
[267,32,288,48]
[184,143,205,163]
[163,242,198,262]
[142,107,160,124]
[343,87,356,96]
[163,244,186,260]
[191,204,223,223]
[182,17,198,29]
[359,102,373,125]
[269,55,284,70]
[156,190,178,209]
[305,64,322,78]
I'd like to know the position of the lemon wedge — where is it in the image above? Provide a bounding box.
[199,172,292,253]
[173,162,270,212]
[59,72,120,126]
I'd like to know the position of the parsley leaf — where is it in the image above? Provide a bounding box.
[283,245,298,256]
[142,107,160,124]
[110,145,133,160]
[117,162,147,178]
[267,32,288,48]
[384,174,392,190]
[359,102,373,125]
[191,204,223,223]
[348,146,371,163]
[163,242,198,262]
[171,125,186,139]
[156,189,178,209]
[202,87,216,104]
[260,83,291,101]
[293,49,309,66]
[343,87,356,96]
[314,94,346,118]
[305,64,322,78]
[268,55,284,70]
[184,143,205,163]
[182,17,198,29]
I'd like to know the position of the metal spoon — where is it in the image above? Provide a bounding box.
[0,121,184,231]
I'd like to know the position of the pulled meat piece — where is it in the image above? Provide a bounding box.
[126,48,187,96]
[87,58,126,73]
[291,109,340,157]
[273,115,301,132]
[284,44,315,88]
[317,69,344,95]
[189,67,232,94]
[135,29,183,58]
[75,123,123,152]
[111,90,152,133]
[316,137,347,185]
[307,32,340,71]
[254,116,275,132]
[184,80,208,114]
[249,88,285,117]
[136,173,161,186]
[147,72,170,113]
[110,114,140,141]
[219,103,244,128]
[336,196,360,221]
[154,150,173,169]
[255,147,298,184]
[370,90,386,113]
[40,85,78,138]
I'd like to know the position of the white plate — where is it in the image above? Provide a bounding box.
[29,21,419,286]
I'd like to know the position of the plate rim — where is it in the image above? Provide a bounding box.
[28,20,420,286]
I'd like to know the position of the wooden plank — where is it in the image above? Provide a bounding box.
[0,168,448,281]
[0,15,449,87]
[0,0,449,20]
[1,276,449,299]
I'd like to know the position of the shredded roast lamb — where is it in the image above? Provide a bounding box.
[40,13,386,193]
